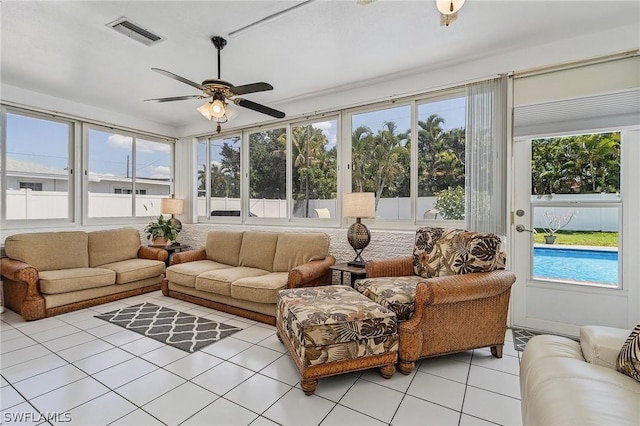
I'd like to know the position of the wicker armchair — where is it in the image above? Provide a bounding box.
[356,227,516,374]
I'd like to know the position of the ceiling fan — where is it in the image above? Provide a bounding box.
[145,36,285,132]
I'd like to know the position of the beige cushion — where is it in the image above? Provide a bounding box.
[231,272,289,304]
[166,260,231,288]
[39,268,115,294]
[5,231,89,271]
[195,267,269,296]
[205,231,244,266]
[239,231,278,272]
[580,326,630,370]
[272,233,329,272]
[89,228,141,267]
[98,259,165,284]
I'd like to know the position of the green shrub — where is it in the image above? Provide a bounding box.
[434,186,465,220]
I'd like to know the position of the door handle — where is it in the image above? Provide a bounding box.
[515,224,536,233]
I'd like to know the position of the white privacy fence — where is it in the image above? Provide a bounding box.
[6,189,620,232]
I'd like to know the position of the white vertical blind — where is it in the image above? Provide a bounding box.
[465,76,508,234]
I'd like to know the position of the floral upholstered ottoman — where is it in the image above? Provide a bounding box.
[276,285,398,395]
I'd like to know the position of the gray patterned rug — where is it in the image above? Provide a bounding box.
[96,303,242,353]
[512,328,579,352]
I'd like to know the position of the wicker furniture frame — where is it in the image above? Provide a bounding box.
[366,256,516,374]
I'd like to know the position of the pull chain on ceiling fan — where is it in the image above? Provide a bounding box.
[145,36,285,133]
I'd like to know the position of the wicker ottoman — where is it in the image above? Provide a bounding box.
[276,285,398,395]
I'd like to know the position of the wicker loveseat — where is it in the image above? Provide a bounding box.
[355,227,516,374]
[162,230,335,325]
[1,228,168,320]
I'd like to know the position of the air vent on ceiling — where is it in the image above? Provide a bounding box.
[107,17,165,46]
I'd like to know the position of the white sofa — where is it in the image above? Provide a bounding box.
[520,326,640,425]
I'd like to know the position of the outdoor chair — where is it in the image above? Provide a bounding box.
[355,227,516,374]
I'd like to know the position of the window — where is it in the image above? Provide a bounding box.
[248,127,287,218]
[19,182,43,191]
[291,119,337,218]
[86,126,172,220]
[351,105,411,220]
[417,95,466,221]
[197,135,241,218]
[3,112,72,221]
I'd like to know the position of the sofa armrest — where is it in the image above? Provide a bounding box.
[580,326,631,370]
[365,256,414,278]
[170,249,207,265]
[288,256,336,288]
[1,258,39,285]
[414,270,516,307]
[137,246,169,262]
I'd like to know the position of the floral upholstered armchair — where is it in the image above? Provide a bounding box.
[355,227,516,374]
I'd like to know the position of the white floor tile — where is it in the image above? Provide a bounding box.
[257,333,288,353]
[109,409,165,425]
[56,338,114,363]
[115,368,185,406]
[14,317,67,334]
[163,351,222,379]
[471,350,521,376]
[462,386,522,426]
[86,323,123,339]
[139,344,188,367]
[30,376,109,413]
[72,348,134,375]
[406,371,466,411]
[119,336,165,356]
[28,324,82,343]
[392,394,460,426]
[459,413,499,425]
[93,358,158,389]
[359,365,417,393]
[232,325,276,344]
[320,404,386,426]
[225,374,291,414]
[54,391,136,426]
[1,353,66,383]
[13,364,87,400]
[1,401,43,425]
[1,385,26,409]
[68,316,108,331]
[259,355,301,386]
[182,397,258,426]
[229,344,282,372]
[468,365,521,399]
[312,373,359,403]
[100,329,144,347]
[142,381,217,425]
[0,335,38,354]
[192,361,254,396]
[339,379,404,424]
[200,336,253,359]
[250,416,281,426]
[418,355,471,384]
[263,388,335,425]
[1,344,52,369]
[0,327,23,342]
[41,331,97,352]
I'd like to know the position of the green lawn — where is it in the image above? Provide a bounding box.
[533,230,618,247]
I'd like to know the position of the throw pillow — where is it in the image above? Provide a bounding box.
[413,227,449,278]
[616,323,640,382]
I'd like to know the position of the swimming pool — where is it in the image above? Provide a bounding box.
[533,247,618,285]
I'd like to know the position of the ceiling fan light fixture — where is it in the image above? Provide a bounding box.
[197,99,226,120]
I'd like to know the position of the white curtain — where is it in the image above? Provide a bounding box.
[465,76,508,234]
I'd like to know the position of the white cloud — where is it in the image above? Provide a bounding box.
[142,165,170,179]
[108,134,133,149]
[107,134,170,154]
[312,121,332,134]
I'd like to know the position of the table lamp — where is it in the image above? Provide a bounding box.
[343,192,375,267]
[161,195,184,231]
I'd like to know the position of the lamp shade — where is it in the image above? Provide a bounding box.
[343,192,375,218]
[161,197,183,215]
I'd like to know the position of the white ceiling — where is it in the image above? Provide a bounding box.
[2,0,639,136]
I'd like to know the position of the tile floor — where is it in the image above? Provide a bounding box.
[1,291,523,425]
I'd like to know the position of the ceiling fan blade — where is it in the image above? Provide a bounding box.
[235,98,285,119]
[151,68,206,91]
[230,82,274,96]
[144,95,205,102]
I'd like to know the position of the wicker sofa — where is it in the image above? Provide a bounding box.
[355,227,516,374]
[162,230,335,325]
[1,228,168,320]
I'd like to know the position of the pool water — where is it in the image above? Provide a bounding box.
[533,247,618,285]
